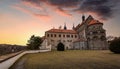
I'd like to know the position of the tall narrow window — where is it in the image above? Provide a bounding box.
[63,35,65,37]
[54,34,56,37]
[75,35,77,38]
[47,34,49,37]
[59,34,61,37]
[71,35,73,38]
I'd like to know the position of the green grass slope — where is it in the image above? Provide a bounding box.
[10,50,120,69]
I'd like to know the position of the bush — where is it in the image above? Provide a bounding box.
[109,37,120,54]
[57,42,65,51]
[27,35,43,50]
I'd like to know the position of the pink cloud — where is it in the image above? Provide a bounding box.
[21,1,43,10]
[11,5,32,15]
[55,8,72,17]
[34,13,51,22]
[21,0,73,18]
[11,5,51,22]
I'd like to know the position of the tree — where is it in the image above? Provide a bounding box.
[27,35,43,50]
[106,36,115,44]
[107,36,115,41]
[109,37,120,54]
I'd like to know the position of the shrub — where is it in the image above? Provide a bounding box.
[109,37,120,54]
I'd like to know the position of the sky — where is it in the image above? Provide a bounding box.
[0,0,120,45]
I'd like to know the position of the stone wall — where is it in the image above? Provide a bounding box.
[0,44,26,56]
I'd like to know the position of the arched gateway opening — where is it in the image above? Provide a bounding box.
[57,42,65,51]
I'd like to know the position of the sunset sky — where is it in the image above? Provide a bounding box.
[0,0,120,45]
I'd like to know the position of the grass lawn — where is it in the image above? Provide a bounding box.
[10,50,120,69]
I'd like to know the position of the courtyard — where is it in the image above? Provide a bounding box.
[10,50,120,69]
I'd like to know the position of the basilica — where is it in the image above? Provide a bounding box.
[42,15,108,50]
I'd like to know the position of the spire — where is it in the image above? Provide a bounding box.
[72,23,75,30]
[82,14,85,22]
[64,22,67,30]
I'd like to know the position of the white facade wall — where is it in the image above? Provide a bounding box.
[45,32,78,50]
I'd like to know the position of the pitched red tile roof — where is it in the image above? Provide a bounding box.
[46,29,77,34]
[75,15,103,30]
[88,20,103,25]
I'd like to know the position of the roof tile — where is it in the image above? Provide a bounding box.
[46,29,77,34]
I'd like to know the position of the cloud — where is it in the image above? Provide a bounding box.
[48,0,80,8]
[33,13,51,21]
[11,4,51,21]
[21,1,43,10]
[55,8,72,17]
[19,0,120,20]
[75,0,120,20]
[12,5,31,15]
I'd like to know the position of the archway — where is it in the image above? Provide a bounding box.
[57,42,65,51]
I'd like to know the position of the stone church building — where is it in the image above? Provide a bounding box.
[44,15,108,50]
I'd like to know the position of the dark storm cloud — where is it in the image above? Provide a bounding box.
[21,0,120,20]
[76,0,116,20]
[49,0,80,7]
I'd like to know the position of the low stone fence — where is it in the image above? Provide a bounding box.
[0,44,26,56]
[0,51,23,63]
[0,50,50,69]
